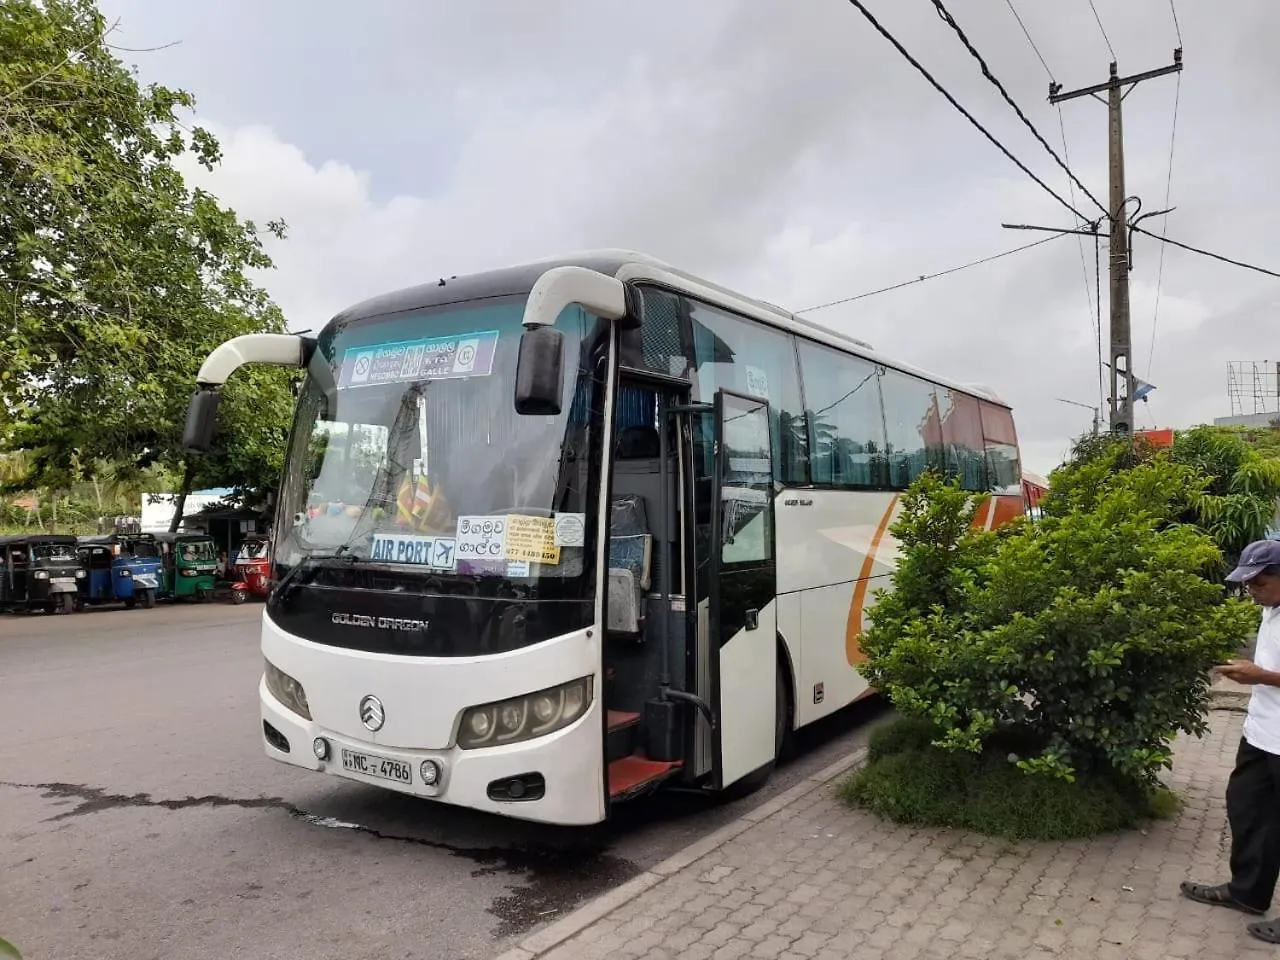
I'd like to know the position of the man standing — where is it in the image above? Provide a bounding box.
[1182,539,1280,944]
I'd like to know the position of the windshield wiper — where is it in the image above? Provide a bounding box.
[272,551,359,605]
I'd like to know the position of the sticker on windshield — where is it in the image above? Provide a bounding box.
[505,515,561,565]
[338,330,500,389]
[455,516,507,562]
[370,534,457,570]
[553,513,586,548]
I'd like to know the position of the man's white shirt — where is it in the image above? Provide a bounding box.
[1244,606,1280,754]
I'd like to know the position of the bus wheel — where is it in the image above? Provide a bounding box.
[774,658,794,763]
[140,589,156,609]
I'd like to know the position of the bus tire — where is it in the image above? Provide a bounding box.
[774,651,795,763]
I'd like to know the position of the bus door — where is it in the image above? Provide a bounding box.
[604,374,694,799]
[696,389,778,789]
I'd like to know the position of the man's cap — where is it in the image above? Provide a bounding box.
[1226,539,1280,583]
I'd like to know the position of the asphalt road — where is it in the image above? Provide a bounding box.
[0,603,889,960]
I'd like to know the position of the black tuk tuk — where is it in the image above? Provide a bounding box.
[0,534,83,614]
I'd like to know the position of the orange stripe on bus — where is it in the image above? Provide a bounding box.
[844,495,899,666]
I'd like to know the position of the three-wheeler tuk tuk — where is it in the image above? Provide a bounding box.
[230,534,271,604]
[153,532,218,602]
[0,534,83,614]
[75,535,162,610]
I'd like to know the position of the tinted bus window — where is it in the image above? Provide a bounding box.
[795,339,885,489]
[979,401,1021,492]
[880,369,944,489]
[937,389,987,491]
[687,299,807,485]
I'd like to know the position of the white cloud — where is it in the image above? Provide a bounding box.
[137,0,1280,477]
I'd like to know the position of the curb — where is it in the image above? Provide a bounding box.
[492,745,869,960]
[1210,677,1250,714]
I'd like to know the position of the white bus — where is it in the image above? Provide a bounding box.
[184,250,1028,826]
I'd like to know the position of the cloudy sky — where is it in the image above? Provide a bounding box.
[99,0,1280,475]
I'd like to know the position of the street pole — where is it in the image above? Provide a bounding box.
[1050,50,1182,437]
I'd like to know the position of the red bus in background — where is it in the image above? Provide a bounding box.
[1022,470,1048,518]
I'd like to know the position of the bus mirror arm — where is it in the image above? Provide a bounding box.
[185,333,316,453]
[660,685,716,732]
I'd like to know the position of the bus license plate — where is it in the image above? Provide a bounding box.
[341,748,412,784]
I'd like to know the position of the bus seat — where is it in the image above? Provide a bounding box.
[606,567,643,637]
[608,533,653,592]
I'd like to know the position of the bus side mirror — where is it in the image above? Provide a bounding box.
[514,327,564,416]
[183,388,221,452]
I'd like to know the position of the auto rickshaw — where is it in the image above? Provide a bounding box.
[0,534,83,614]
[153,532,218,602]
[76,534,162,609]
[230,534,271,604]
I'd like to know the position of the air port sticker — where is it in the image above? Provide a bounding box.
[338,330,500,388]
[370,534,457,570]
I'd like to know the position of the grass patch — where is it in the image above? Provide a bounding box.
[840,717,1181,841]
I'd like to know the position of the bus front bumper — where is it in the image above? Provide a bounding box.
[260,677,606,826]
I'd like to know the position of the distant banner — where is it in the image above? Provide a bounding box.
[338,330,500,389]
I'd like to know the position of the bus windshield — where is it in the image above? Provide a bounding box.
[276,295,605,593]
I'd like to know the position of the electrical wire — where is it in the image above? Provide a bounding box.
[842,0,1089,223]
[1132,226,1280,279]
[930,0,1108,216]
[1001,0,1100,398]
[796,232,1069,313]
[1086,0,1118,61]
[1168,0,1184,47]
[1146,72,1181,378]
[1002,0,1053,81]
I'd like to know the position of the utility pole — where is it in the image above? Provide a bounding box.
[1050,50,1182,437]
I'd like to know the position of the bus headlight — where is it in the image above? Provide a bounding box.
[264,659,312,720]
[456,676,593,750]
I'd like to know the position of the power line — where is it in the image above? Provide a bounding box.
[1132,225,1280,279]
[796,232,1069,313]
[930,0,1108,215]
[842,0,1088,222]
[1003,0,1053,80]
[1146,73,1182,378]
[1000,1,1100,395]
[1086,0,1118,61]
[1168,0,1184,47]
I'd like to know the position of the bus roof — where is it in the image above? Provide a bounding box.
[330,249,1010,408]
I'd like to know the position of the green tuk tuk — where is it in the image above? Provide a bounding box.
[153,532,218,602]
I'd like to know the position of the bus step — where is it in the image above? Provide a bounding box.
[608,753,682,801]
[606,710,641,763]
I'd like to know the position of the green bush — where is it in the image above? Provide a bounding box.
[842,718,1180,841]
[859,462,1256,788]
[1050,427,1280,568]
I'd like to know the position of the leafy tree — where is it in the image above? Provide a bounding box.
[1050,427,1280,568]
[0,0,290,514]
[860,466,1256,788]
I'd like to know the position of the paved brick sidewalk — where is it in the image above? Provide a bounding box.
[510,708,1271,959]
